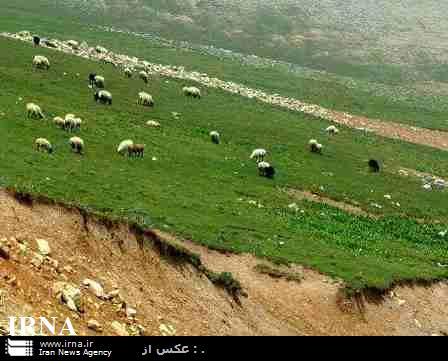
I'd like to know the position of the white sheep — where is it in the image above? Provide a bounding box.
[138,92,154,107]
[94,75,105,88]
[139,71,149,84]
[35,138,53,153]
[210,131,220,144]
[183,86,201,99]
[95,46,108,54]
[69,137,84,154]
[53,116,65,128]
[250,148,267,162]
[325,125,339,135]
[146,120,161,128]
[66,117,82,131]
[94,90,112,105]
[117,140,134,155]
[124,67,133,78]
[32,55,50,70]
[309,139,323,154]
[26,103,45,119]
[257,161,276,178]
[66,40,79,49]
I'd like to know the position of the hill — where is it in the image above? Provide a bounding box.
[3,1,448,133]
[0,35,447,292]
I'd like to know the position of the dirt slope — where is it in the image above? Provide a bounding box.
[0,189,446,336]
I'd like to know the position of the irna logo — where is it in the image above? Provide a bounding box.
[8,317,77,336]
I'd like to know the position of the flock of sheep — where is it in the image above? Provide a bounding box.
[28,44,381,179]
[27,51,208,163]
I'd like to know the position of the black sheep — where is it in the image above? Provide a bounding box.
[265,166,276,179]
[33,36,40,46]
[89,73,97,87]
[368,159,380,172]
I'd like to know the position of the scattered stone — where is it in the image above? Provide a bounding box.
[17,243,27,256]
[159,322,176,336]
[111,321,129,336]
[129,324,145,336]
[36,239,51,256]
[31,253,44,268]
[87,319,103,333]
[370,203,383,209]
[0,245,10,260]
[126,306,137,319]
[46,257,59,270]
[82,279,105,299]
[53,282,82,312]
[63,265,74,274]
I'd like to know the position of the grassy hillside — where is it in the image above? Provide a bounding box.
[1,37,447,289]
[2,1,448,132]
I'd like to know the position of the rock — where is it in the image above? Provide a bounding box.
[87,319,103,333]
[159,322,176,336]
[126,306,137,319]
[36,239,51,255]
[111,321,129,336]
[0,245,10,260]
[17,243,27,256]
[129,324,145,336]
[63,265,74,274]
[46,257,59,270]
[53,282,81,312]
[31,253,44,268]
[82,279,105,299]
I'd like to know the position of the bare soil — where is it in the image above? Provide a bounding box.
[0,189,446,336]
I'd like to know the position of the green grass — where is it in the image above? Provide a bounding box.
[0,37,448,290]
[2,1,448,131]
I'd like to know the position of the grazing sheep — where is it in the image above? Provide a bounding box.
[138,92,154,107]
[43,39,57,48]
[117,140,134,155]
[368,159,380,173]
[94,90,112,105]
[94,75,105,88]
[124,67,133,78]
[33,36,40,46]
[183,86,201,99]
[32,55,50,70]
[65,117,82,132]
[26,103,45,119]
[53,116,66,128]
[146,120,161,128]
[139,71,149,84]
[210,131,220,144]
[325,125,339,135]
[35,138,53,153]
[69,137,84,154]
[19,31,32,38]
[128,144,145,158]
[88,73,97,87]
[66,40,79,49]
[258,161,276,179]
[250,148,267,162]
[96,46,108,54]
[309,139,323,154]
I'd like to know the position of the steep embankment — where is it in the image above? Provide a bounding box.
[0,189,447,336]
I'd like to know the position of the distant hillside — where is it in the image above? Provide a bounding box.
[44,0,448,78]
